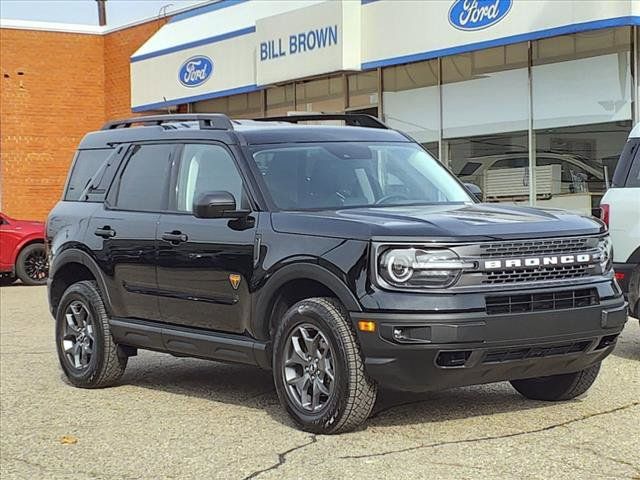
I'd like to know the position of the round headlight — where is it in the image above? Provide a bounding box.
[386,252,413,283]
[378,248,473,288]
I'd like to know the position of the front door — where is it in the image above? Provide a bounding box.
[88,142,175,321]
[156,143,256,332]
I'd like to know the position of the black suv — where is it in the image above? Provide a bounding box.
[47,114,628,434]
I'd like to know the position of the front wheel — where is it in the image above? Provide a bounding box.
[510,362,601,401]
[273,297,377,434]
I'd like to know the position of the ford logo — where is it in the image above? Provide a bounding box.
[449,0,512,31]
[178,55,213,87]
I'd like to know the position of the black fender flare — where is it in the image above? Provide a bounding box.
[50,248,113,312]
[252,263,362,339]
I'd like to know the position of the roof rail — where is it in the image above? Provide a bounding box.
[254,113,389,129]
[101,114,234,131]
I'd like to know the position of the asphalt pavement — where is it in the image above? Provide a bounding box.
[1,285,638,480]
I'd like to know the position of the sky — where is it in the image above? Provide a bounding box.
[0,0,208,27]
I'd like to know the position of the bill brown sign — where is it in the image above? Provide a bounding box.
[255,1,361,86]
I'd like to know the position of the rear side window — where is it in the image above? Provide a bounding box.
[626,147,640,187]
[612,138,640,188]
[113,144,173,211]
[65,149,113,200]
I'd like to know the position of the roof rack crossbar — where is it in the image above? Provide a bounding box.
[101,114,234,131]
[254,113,389,129]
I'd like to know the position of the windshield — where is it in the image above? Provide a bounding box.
[251,142,472,210]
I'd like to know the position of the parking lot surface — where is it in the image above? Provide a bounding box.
[1,285,638,480]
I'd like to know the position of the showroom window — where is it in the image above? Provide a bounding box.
[194,90,263,118]
[531,27,633,212]
[347,70,378,116]
[295,75,345,113]
[442,43,530,204]
[266,84,295,117]
[382,59,439,158]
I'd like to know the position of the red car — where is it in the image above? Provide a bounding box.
[0,213,48,286]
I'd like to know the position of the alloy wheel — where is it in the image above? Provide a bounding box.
[282,324,335,412]
[61,301,95,370]
[24,249,48,281]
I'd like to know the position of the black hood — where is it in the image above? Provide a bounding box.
[270,203,605,241]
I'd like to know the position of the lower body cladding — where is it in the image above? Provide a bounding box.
[351,283,628,393]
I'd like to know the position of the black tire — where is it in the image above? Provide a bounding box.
[628,266,640,319]
[15,243,48,285]
[273,297,377,434]
[510,362,601,401]
[0,276,16,286]
[55,280,127,388]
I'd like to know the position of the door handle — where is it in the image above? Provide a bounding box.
[161,231,188,244]
[94,226,116,238]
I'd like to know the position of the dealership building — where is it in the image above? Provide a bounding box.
[1,0,639,219]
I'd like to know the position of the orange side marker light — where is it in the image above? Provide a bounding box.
[358,320,376,332]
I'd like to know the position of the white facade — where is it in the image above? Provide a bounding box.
[131,0,639,111]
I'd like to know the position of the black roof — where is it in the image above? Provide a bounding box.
[78,114,411,149]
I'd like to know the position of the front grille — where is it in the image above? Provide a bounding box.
[482,340,591,364]
[482,263,593,284]
[485,288,598,315]
[479,237,591,258]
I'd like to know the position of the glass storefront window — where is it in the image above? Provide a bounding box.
[295,76,344,112]
[382,59,439,156]
[266,84,295,117]
[347,71,378,112]
[442,43,529,202]
[194,91,263,118]
[447,131,529,203]
[442,43,528,139]
[532,27,633,213]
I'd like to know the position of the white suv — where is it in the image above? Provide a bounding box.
[600,124,640,318]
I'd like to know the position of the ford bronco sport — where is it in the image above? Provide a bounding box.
[47,114,628,434]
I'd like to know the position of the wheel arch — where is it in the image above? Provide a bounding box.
[253,263,362,341]
[11,235,45,267]
[49,248,111,316]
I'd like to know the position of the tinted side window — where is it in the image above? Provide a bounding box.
[612,138,640,188]
[626,146,640,188]
[114,144,173,211]
[175,144,246,212]
[65,149,113,200]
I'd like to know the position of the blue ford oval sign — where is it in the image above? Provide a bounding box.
[449,0,512,31]
[178,56,213,87]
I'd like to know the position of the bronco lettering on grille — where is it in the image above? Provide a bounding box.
[483,254,591,270]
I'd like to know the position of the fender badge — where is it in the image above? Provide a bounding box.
[229,274,241,290]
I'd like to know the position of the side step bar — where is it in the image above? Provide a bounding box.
[109,318,270,369]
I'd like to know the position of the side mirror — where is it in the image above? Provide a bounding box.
[463,183,483,202]
[193,191,249,219]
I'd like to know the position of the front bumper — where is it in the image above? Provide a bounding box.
[351,285,627,392]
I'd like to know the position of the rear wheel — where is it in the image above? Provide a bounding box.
[55,280,127,388]
[510,363,601,401]
[273,297,377,434]
[15,243,48,285]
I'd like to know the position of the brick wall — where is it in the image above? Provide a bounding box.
[0,19,164,221]
[104,19,165,120]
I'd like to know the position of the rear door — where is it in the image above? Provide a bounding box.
[156,143,257,332]
[86,143,176,320]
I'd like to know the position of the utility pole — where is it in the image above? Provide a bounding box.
[96,0,107,26]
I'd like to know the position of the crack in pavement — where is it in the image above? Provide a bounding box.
[576,445,640,475]
[242,434,317,480]
[341,401,640,460]
[7,456,142,480]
